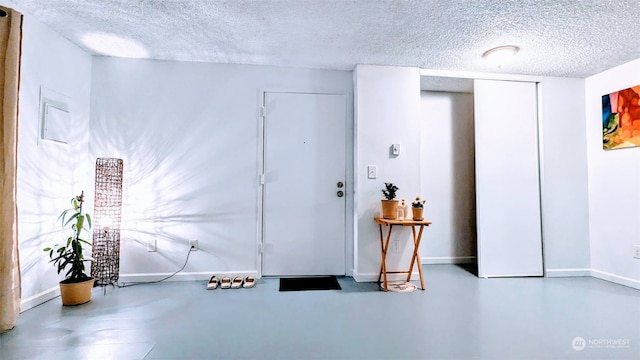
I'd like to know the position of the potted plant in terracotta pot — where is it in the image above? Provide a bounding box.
[43,191,95,306]
[381,182,399,219]
[411,196,426,220]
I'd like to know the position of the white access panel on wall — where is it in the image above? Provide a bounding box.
[474,79,543,277]
[39,86,71,144]
[43,104,70,144]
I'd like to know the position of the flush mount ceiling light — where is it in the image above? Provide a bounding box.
[81,33,148,58]
[482,45,519,67]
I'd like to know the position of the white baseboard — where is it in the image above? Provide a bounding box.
[352,270,368,283]
[421,256,476,264]
[20,271,259,311]
[352,259,474,282]
[591,269,640,290]
[478,272,544,278]
[352,271,420,283]
[118,270,258,284]
[545,268,591,277]
[20,286,59,312]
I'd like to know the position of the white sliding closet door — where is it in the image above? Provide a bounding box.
[474,80,543,277]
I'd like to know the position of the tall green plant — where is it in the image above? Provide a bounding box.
[43,192,92,283]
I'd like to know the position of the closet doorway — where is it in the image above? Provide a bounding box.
[420,76,544,277]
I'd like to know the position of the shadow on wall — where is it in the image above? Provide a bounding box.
[88,91,258,274]
[450,93,477,260]
[19,140,74,282]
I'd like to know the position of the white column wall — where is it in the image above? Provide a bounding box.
[353,65,422,280]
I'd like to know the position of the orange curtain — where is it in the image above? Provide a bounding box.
[0,6,22,333]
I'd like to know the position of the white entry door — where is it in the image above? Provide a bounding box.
[474,80,544,277]
[261,92,346,276]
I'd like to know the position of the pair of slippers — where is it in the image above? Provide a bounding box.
[207,275,256,290]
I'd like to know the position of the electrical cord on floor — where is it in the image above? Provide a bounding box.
[118,245,195,288]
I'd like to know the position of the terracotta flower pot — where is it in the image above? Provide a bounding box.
[412,207,424,221]
[59,277,95,306]
[381,200,399,219]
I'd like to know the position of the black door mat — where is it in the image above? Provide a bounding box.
[279,276,342,291]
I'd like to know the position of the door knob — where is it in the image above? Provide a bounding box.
[337,181,344,188]
[337,190,344,197]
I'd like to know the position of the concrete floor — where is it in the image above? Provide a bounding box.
[1,264,639,359]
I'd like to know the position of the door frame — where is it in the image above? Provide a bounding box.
[256,89,354,278]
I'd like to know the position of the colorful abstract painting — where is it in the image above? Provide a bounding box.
[602,85,640,150]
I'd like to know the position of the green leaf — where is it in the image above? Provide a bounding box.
[63,213,80,227]
[43,247,51,252]
[57,209,67,220]
[85,214,92,229]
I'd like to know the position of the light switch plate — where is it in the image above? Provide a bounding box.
[367,165,377,179]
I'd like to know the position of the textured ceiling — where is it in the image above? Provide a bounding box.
[10,0,640,78]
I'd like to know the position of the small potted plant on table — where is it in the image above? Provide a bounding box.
[381,182,400,219]
[411,196,426,220]
[43,191,94,306]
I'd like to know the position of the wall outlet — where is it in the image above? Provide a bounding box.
[147,239,157,252]
[189,239,198,251]
[633,245,640,259]
[393,240,400,253]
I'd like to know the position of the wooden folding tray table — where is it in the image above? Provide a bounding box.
[374,217,432,291]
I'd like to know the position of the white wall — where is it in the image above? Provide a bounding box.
[15,13,93,310]
[420,91,476,264]
[585,59,640,289]
[89,58,353,281]
[353,65,422,280]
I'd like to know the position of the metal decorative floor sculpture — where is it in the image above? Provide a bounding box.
[91,158,124,287]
